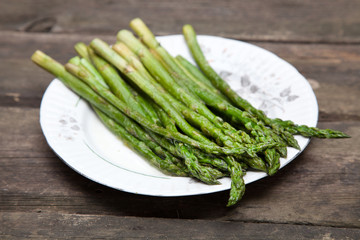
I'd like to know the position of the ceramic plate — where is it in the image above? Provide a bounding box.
[40,35,318,196]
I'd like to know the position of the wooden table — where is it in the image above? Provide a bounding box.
[1,1,359,239]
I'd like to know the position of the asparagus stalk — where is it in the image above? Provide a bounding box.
[74,42,91,62]
[224,156,246,207]
[133,91,225,183]
[73,43,109,90]
[32,50,190,176]
[91,38,272,157]
[271,119,350,138]
[128,84,164,127]
[89,38,217,145]
[152,103,178,132]
[88,51,151,121]
[173,55,228,103]
[182,24,349,139]
[33,51,252,157]
[147,97,259,172]
[93,106,186,176]
[117,30,238,137]
[175,55,219,93]
[127,20,291,153]
[147,132,220,184]
[114,46,261,171]
[69,54,187,169]
[112,41,276,157]
[128,20,286,174]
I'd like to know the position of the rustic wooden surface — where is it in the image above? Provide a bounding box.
[1,1,360,239]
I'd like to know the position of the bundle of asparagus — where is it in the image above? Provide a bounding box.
[31,18,349,206]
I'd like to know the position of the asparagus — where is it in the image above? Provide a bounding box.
[148,46,252,145]
[74,42,91,62]
[92,59,221,183]
[32,50,190,176]
[129,20,285,173]
[137,93,225,183]
[224,156,245,207]
[31,18,351,207]
[144,96,251,174]
[65,60,213,147]
[91,38,273,157]
[34,51,254,157]
[73,44,109,90]
[152,103,178,132]
[112,41,278,160]
[127,20,292,161]
[124,78,243,189]
[129,85,164,127]
[117,29,241,138]
[69,55,109,90]
[173,55,228,103]
[113,41,277,172]
[271,119,350,138]
[69,54,188,169]
[147,132,221,184]
[93,106,185,176]
[89,39,217,145]
[175,55,219,93]
[88,51,151,121]
[182,24,349,140]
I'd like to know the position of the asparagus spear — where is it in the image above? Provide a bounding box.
[128,20,284,173]
[87,56,221,183]
[147,132,221,184]
[91,38,273,157]
[224,156,246,207]
[152,103,178,132]
[69,54,188,170]
[145,96,254,173]
[182,24,349,139]
[74,42,91,62]
[33,50,252,156]
[128,84,164,127]
[89,39,218,145]
[69,55,109,90]
[117,29,240,137]
[127,20,292,157]
[271,119,350,138]
[112,41,277,158]
[175,55,219,93]
[132,88,225,183]
[125,80,246,189]
[93,106,186,176]
[32,50,190,176]
[88,51,151,122]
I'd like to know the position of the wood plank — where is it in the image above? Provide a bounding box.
[1,212,360,239]
[1,107,359,227]
[0,31,360,121]
[1,0,360,43]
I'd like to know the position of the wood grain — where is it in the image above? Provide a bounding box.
[1,0,360,43]
[1,1,359,237]
[1,107,359,228]
[1,212,360,239]
[0,31,359,122]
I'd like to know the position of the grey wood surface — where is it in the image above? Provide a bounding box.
[0,1,359,239]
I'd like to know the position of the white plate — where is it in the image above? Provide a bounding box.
[40,35,318,197]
